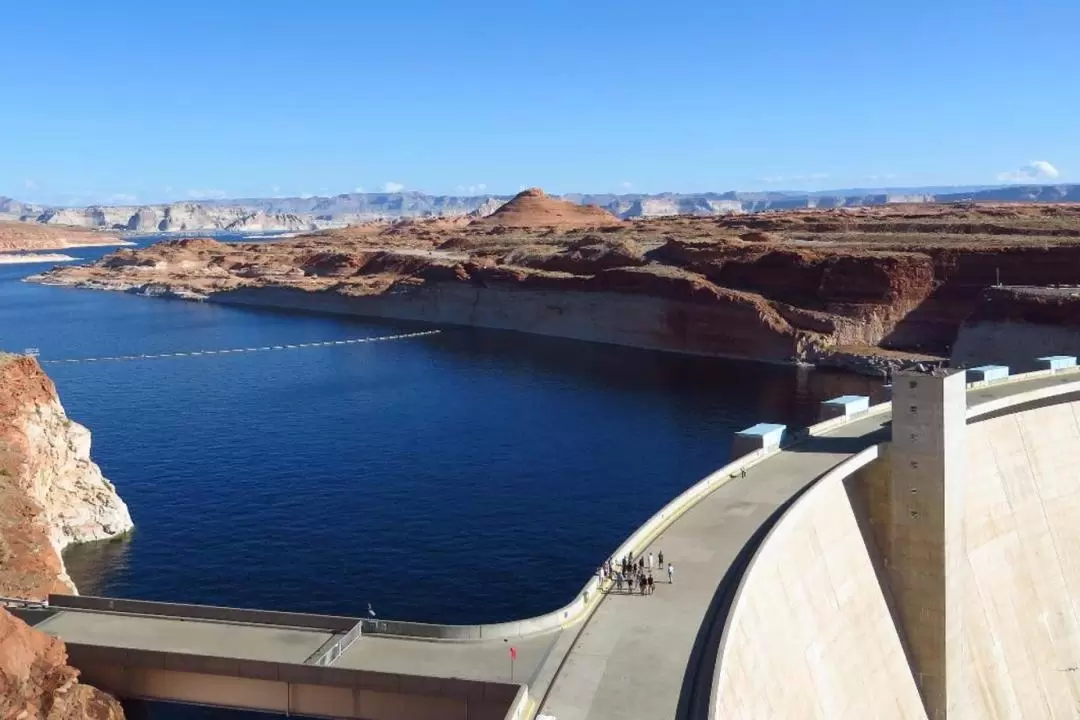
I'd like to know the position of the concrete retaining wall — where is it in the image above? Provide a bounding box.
[68,643,518,720]
[48,595,358,632]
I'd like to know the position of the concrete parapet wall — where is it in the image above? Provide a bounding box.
[48,594,358,632]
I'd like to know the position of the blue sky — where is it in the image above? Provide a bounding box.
[2,0,1077,205]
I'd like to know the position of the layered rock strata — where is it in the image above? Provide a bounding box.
[31,199,1080,375]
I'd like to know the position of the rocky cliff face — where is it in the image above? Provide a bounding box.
[0,607,124,720]
[0,356,133,599]
[0,356,131,718]
[951,285,1080,369]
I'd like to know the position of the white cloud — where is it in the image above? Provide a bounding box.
[455,183,488,195]
[23,179,38,190]
[620,181,633,190]
[105,193,138,205]
[997,160,1061,183]
[353,186,365,193]
[382,181,405,193]
[866,173,899,182]
[761,173,830,185]
[186,188,228,199]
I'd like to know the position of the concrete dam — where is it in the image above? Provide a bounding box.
[15,360,1080,719]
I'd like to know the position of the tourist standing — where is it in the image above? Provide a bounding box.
[648,552,654,570]
[667,563,674,584]
[658,550,664,568]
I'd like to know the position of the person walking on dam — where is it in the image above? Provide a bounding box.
[658,550,664,568]
[667,563,674,584]
[648,551,654,570]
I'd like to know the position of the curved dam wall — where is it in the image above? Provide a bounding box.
[710,447,927,719]
[961,394,1080,717]
[713,376,1080,719]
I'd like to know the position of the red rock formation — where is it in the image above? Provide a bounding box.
[471,188,624,229]
[0,607,124,720]
[32,202,1080,373]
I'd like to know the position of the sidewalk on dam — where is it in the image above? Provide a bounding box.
[536,414,891,720]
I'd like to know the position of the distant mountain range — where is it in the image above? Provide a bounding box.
[3,183,1079,233]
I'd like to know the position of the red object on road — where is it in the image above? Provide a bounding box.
[510,646,517,660]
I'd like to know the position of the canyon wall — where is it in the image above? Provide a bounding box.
[0,355,132,718]
[952,286,1080,369]
[211,282,810,363]
[0,355,133,599]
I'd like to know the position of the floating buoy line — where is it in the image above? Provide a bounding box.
[35,330,442,365]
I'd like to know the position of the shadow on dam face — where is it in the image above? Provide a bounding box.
[784,427,892,456]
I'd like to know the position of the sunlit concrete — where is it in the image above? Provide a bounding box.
[35,610,331,663]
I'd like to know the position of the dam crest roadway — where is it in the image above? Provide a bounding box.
[15,357,1080,720]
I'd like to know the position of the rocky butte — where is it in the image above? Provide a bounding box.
[31,191,1080,375]
[0,354,132,719]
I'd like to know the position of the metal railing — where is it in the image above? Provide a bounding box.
[0,595,48,609]
[308,620,364,667]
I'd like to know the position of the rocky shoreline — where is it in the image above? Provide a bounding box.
[0,355,132,719]
[0,354,133,597]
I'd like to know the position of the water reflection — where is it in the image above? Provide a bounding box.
[63,534,133,596]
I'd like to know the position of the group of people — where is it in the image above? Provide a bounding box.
[597,549,674,596]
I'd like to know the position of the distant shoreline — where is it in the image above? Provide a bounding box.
[0,253,77,265]
[56,239,136,249]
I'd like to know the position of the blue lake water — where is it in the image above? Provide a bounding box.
[0,236,885,716]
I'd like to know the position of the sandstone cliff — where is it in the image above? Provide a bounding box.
[951,285,1080,369]
[0,356,131,718]
[0,355,133,599]
[31,201,1080,375]
[0,607,124,720]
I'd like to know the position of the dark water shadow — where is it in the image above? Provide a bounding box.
[63,534,133,596]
